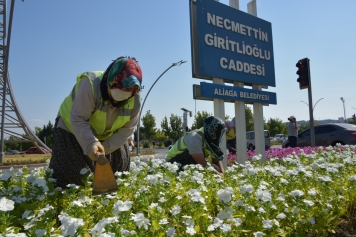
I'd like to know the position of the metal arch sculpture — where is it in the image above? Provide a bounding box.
[0,0,51,163]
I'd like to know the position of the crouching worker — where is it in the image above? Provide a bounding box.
[166,116,227,175]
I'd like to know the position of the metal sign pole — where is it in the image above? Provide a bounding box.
[307,59,315,147]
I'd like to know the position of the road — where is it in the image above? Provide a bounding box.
[1,146,283,171]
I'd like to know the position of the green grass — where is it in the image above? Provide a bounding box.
[1,149,156,166]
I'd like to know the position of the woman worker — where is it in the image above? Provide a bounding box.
[49,56,142,189]
[166,116,227,175]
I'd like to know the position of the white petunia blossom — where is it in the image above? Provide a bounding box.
[289,190,304,197]
[240,184,254,194]
[309,217,316,225]
[58,212,85,237]
[262,220,273,229]
[166,227,177,237]
[254,231,265,237]
[112,200,132,214]
[276,213,286,219]
[35,229,46,237]
[170,205,181,216]
[0,197,15,211]
[217,187,234,203]
[256,189,272,202]
[318,176,332,182]
[131,213,150,230]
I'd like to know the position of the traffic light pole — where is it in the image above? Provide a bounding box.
[306,59,315,147]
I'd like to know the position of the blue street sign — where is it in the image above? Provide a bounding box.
[191,0,275,87]
[200,82,277,104]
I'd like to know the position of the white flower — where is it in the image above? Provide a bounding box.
[349,175,356,181]
[276,213,286,219]
[35,229,46,237]
[245,205,256,212]
[80,168,89,174]
[0,171,12,181]
[318,176,332,182]
[58,212,84,237]
[303,199,314,206]
[166,227,177,237]
[187,189,205,203]
[217,207,234,220]
[292,206,300,214]
[256,189,272,202]
[190,171,204,184]
[240,184,254,194]
[262,220,273,229]
[170,205,181,216]
[289,190,304,197]
[91,217,118,236]
[131,213,150,230]
[159,218,169,225]
[235,199,244,206]
[220,224,231,233]
[258,207,266,213]
[309,217,316,225]
[112,200,132,214]
[22,210,32,219]
[308,189,317,196]
[254,231,265,237]
[0,197,15,211]
[217,187,234,203]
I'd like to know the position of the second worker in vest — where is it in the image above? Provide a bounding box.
[166,116,227,175]
[49,56,142,189]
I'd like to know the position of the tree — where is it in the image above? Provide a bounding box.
[160,116,171,137]
[191,111,211,130]
[35,121,54,148]
[265,118,287,137]
[169,114,183,142]
[245,105,254,131]
[153,129,169,147]
[141,110,157,140]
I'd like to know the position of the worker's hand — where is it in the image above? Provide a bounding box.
[88,142,105,161]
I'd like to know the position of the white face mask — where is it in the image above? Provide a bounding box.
[110,89,132,101]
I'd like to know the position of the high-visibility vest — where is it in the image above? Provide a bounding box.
[226,128,236,141]
[166,127,214,163]
[59,71,136,141]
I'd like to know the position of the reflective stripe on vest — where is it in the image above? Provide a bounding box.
[59,71,135,140]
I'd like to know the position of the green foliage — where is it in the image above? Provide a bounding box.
[167,114,183,142]
[141,110,157,140]
[160,116,171,137]
[265,118,287,137]
[191,110,211,130]
[245,105,254,131]
[35,121,54,148]
[143,142,150,148]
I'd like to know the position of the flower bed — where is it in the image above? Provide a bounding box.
[0,145,356,236]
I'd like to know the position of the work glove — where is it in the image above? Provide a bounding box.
[88,141,105,161]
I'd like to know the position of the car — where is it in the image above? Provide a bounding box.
[272,134,286,141]
[20,147,50,154]
[282,123,356,148]
[5,150,20,155]
[168,144,173,150]
[246,130,271,150]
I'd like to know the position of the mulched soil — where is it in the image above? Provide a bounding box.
[329,216,356,237]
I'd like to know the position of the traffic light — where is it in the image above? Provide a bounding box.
[296,58,310,90]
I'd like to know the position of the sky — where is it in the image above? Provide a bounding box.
[6,0,356,132]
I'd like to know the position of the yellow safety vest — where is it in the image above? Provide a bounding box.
[166,127,214,162]
[226,128,236,141]
[59,71,135,140]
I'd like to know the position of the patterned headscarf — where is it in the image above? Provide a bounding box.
[106,56,142,90]
[203,116,227,161]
